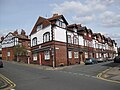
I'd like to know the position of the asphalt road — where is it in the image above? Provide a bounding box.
[0,61,120,90]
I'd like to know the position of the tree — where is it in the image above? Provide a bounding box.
[13,44,27,62]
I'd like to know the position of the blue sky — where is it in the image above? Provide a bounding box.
[0,0,120,47]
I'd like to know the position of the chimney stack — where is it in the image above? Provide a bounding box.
[21,29,26,36]
[53,13,58,17]
[14,30,18,35]
[1,36,4,41]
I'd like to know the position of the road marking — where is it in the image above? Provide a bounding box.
[97,67,120,84]
[0,74,16,90]
[73,73,78,75]
[58,70,97,79]
[78,73,83,76]
[85,75,90,77]
[91,76,97,78]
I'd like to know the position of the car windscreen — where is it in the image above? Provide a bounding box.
[86,58,91,60]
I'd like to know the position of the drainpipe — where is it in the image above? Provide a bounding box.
[51,24,55,68]
[66,28,69,66]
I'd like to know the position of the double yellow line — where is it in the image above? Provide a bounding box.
[0,74,16,90]
[97,67,120,84]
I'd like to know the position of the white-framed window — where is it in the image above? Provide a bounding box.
[32,37,37,46]
[68,35,71,43]
[56,21,65,28]
[37,24,42,31]
[68,51,72,58]
[43,32,50,43]
[7,51,10,56]
[44,51,50,60]
[33,53,37,61]
[73,36,78,45]
[85,52,88,58]
[74,52,78,58]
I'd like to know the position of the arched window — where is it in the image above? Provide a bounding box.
[32,37,37,46]
[43,32,50,43]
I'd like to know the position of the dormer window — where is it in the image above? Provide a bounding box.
[56,21,65,28]
[37,24,42,31]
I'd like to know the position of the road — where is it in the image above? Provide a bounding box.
[0,61,120,90]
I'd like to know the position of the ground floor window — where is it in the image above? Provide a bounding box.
[68,51,72,58]
[74,52,78,58]
[85,52,88,58]
[7,51,10,56]
[99,53,101,57]
[89,53,92,58]
[33,53,37,61]
[44,51,50,60]
[96,53,98,58]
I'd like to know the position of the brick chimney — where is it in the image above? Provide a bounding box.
[21,29,26,36]
[1,36,4,41]
[14,30,18,35]
[53,13,58,17]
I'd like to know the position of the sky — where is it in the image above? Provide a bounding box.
[0,0,120,47]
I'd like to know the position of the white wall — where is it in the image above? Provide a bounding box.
[54,27,66,42]
[31,25,51,46]
[2,33,16,48]
[93,39,96,48]
[79,36,84,46]
[67,31,83,45]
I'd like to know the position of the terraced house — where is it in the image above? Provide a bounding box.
[30,14,118,67]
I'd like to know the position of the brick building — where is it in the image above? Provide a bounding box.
[30,14,68,67]
[30,14,118,67]
[1,30,31,63]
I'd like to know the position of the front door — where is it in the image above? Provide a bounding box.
[39,53,42,65]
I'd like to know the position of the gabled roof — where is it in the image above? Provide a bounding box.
[67,24,78,32]
[87,29,93,34]
[30,14,68,36]
[2,31,30,42]
[30,16,50,35]
[48,15,68,25]
[77,26,87,33]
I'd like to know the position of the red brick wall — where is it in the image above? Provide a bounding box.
[2,47,14,61]
[55,44,67,66]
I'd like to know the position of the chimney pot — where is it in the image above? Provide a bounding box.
[53,13,58,17]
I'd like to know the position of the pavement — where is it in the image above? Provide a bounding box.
[100,63,120,83]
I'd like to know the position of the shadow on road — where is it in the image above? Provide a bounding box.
[102,61,120,68]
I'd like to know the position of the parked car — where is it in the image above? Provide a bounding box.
[0,59,3,68]
[84,58,98,65]
[96,57,104,62]
[114,56,120,63]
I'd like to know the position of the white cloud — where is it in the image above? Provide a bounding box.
[51,0,120,28]
[52,1,90,15]
[72,14,95,24]
[51,0,107,24]
[100,11,120,27]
